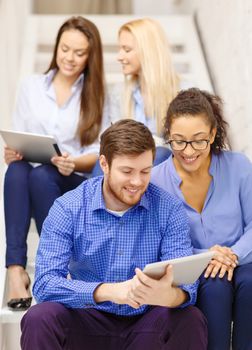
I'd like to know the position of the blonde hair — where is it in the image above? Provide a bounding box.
[119,18,179,135]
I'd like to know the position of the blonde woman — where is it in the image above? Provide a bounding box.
[91,18,179,176]
[113,18,179,162]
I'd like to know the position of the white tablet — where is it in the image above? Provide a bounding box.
[0,129,62,164]
[143,251,214,285]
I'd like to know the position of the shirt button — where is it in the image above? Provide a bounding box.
[118,250,124,255]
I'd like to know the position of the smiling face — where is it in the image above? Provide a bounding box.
[117,30,141,76]
[100,150,153,211]
[56,29,89,81]
[169,114,216,174]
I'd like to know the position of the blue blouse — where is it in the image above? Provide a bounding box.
[151,151,252,265]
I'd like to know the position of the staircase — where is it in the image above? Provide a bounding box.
[0,14,213,350]
[19,14,213,89]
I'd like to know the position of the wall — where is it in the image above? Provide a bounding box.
[0,1,31,346]
[133,0,252,158]
[33,0,132,14]
[0,0,31,193]
[0,0,32,130]
[192,1,252,157]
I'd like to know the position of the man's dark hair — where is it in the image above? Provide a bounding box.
[164,88,230,154]
[100,119,156,167]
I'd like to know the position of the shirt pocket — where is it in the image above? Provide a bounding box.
[73,223,115,258]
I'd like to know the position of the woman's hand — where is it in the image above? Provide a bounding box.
[51,152,75,176]
[4,147,23,165]
[204,258,235,281]
[204,245,238,281]
[210,245,238,266]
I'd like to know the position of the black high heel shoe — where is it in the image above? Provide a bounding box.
[7,274,32,311]
[7,297,32,311]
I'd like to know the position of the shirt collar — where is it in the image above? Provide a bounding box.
[209,152,217,177]
[91,177,150,212]
[44,69,56,89]
[132,85,143,106]
[92,177,107,211]
[73,73,84,88]
[137,190,149,210]
[169,156,182,185]
[43,69,84,90]
[168,152,217,183]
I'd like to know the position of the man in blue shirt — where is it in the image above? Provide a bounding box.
[21,120,207,350]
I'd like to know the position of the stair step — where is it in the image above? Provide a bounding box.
[0,307,28,324]
[1,261,35,325]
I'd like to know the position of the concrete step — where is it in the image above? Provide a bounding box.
[1,245,37,325]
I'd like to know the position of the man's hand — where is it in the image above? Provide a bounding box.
[94,280,141,309]
[4,146,23,165]
[94,266,188,309]
[129,266,187,308]
[51,152,75,176]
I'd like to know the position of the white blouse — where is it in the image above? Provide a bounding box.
[12,69,110,158]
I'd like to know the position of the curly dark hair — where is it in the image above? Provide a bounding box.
[164,88,230,154]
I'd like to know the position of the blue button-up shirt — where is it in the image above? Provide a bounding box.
[151,151,252,265]
[33,177,197,315]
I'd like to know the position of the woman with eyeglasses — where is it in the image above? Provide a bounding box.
[151,88,252,350]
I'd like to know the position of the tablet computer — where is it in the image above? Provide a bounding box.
[143,251,214,285]
[0,129,62,164]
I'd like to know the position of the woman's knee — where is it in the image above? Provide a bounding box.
[29,164,59,189]
[198,275,232,300]
[5,161,32,185]
[197,277,233,329]
[235,263,252,290]
[237,276,252,293]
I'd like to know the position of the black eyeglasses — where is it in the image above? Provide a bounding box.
[168,139,210,151]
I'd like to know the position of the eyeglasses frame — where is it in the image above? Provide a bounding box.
[167,139,211,151]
